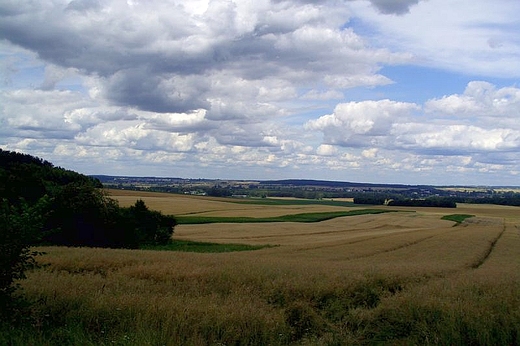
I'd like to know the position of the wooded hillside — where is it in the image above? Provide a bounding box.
[1,149,177,310]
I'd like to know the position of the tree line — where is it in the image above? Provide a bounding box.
[353,195,457,208]
[1,149,176,310]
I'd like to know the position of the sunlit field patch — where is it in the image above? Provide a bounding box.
[109,189,361,217]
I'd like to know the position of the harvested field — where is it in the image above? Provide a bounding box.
[110,190,519,276]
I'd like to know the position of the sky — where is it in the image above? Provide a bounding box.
[1,0,519,186]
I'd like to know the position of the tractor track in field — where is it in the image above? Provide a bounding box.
[351,233,442,260]
[471,219,507,269]
[221,223,421,243]
[288,226,459,259]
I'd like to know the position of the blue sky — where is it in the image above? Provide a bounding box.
[1,0,519,186]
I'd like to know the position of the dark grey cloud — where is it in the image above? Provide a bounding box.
[0,0,403,115]
[210,122,277,147]
[66,0,101,13]
[368,0,422,15]
[103,67,210,113]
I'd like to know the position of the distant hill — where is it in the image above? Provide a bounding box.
[94,175,435,190]
[258,179,432,190]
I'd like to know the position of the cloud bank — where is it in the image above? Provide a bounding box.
[0,0,519,185]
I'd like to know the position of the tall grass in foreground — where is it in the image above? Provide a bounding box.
[3,226,519,346]
[2,217,519,345]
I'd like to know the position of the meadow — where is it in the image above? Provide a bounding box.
[4,189,520,345]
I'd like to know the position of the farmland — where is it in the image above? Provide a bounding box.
[5,189,520,345]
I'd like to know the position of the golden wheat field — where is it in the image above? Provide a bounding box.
[13,189,520,345]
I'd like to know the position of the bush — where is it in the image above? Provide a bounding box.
[123,199,177,247]
[0,197,47,315]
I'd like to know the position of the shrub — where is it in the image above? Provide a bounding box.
[0,197,47,315]
[123,199,177,247]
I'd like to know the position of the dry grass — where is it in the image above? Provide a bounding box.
[6,191,520,345]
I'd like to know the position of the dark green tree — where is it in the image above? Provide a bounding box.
[43,183,124,247]
[0,197,48,315]
[1,149,176,249]
[126,199,176,246]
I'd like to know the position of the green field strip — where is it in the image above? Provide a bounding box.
[176,209,394,224]
[226,198,356,207]
[142,240,276,253]
[441,214,475,225]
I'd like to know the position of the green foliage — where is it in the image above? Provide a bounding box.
[0,197,48,314]
[0,149,179,326]
[353,195,387,205]
[388,197,457,208]
[0,149,101,206]
[354,195,458,208]
[43,183,124,247]
[177,209,393,224]
[42,188,176,249]
[123,199,177,247]
[457,192,520,206]
[207,186,232,197]
[1,149,176,250]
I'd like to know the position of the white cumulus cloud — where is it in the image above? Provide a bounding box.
[1,0,519,184]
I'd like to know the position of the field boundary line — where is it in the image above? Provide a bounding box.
[348,232,449,261]
[290,227,457,259]
[471,219,506,269]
